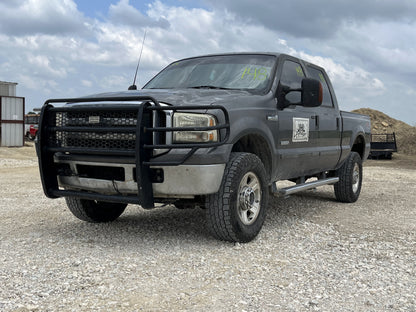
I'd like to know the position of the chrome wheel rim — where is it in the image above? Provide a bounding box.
[352,163,360,193]
[237,172,262,225]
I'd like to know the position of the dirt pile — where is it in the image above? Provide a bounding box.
[353,108,416,155]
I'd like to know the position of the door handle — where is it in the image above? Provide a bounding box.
[311,115,319,128]
[267,114,279,122]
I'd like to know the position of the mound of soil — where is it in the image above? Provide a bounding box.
[353,108,416,155]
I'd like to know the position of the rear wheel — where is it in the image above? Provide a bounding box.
[334,152,363,203]
[206,152,268,243]
[65,197,127,222]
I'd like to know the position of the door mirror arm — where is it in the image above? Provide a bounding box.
[276,84,292,110]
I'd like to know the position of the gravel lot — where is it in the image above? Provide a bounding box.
[1,145,415,312]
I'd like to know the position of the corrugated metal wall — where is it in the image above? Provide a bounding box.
[0,83,16,97]
[0,96,25,147]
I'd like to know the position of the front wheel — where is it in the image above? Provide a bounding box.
[65,197,127,223]
[206,152,269,243]
[334,152,363,203]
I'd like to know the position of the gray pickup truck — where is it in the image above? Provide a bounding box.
[37,53,371,242]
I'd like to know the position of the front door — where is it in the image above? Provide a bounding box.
[275,59,320,179]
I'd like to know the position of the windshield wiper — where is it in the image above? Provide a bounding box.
[189,85,235,90]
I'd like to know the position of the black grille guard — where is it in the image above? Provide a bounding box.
[37,96,230,208]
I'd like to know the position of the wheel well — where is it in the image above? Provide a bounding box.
[351,135,365,159]
[231,134,272,181]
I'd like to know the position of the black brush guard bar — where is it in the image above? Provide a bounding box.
[37,96,230,208]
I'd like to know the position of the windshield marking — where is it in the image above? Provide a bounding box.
[241,67,269,81]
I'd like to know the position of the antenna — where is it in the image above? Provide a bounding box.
[128,29,147,90]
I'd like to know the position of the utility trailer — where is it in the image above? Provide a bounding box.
[369,133,397,159]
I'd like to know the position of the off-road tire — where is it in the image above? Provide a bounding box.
[334,152,363,203]
[206,152,269,243]
[65,197,127,223]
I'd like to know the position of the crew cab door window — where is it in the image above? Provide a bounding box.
[280,60,305,103]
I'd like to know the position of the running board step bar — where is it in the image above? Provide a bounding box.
[272,177,339,196]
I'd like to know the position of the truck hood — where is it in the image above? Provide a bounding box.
[83,89,256,107]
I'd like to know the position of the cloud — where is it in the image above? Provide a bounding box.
[0,0,90,36]
[204,0,416,39]
[337,21,416,79]
[145,1,294,61]
[109,0,169,28]
[27,54,68,79]
[81,80,93,87]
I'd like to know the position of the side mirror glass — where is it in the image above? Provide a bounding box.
[301,78,323,107]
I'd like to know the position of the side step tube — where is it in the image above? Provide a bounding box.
[272,177,339,196]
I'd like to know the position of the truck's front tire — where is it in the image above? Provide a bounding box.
[65,197,127,223]
[206,152,268,243]
[334,152,363,203]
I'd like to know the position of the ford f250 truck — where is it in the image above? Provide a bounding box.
[36,53,371,242]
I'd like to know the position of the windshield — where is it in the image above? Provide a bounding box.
[143,54,276,92]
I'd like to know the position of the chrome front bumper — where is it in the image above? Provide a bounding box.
[55,159,225,199]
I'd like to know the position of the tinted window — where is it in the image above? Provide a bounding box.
[307,66,333,107]
[280,60,305,103]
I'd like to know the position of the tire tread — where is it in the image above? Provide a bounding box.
[206,152,268,242]
[334,152,362,203]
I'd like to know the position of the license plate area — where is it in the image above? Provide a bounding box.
[76,164,125,181]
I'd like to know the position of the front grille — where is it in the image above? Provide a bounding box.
[47,109,164,151]
[52,131,137,150]
[54,111,138,127]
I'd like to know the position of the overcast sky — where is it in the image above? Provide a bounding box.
[1,0,415,125]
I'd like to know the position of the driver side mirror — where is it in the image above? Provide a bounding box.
[278,78,323,109]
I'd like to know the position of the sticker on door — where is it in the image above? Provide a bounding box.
[292,118,309,142]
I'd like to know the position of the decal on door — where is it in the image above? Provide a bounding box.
[292,118,309,142]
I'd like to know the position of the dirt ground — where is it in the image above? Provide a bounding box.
[0,143,37,159]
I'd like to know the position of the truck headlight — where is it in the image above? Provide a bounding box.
[173,113,218,143]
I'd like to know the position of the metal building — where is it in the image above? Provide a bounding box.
[0,81,25,147]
